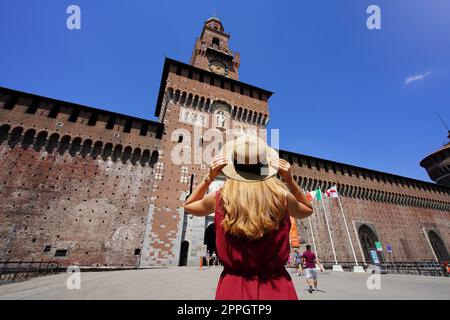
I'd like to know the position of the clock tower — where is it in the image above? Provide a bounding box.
[190,16,240,80]
[140,16,272,267]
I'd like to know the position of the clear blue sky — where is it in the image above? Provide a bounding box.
[1,1,449,182]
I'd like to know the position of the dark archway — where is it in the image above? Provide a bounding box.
[102,143,113,161]
[0,124,11,146]
[81,139,92,158]
[8,126,23,148]
[91,141,103,159]
[204,223,216,255]
[46,133,59,154]
[179,240,189,266]
[69,137,82,156]
[34,131,48,152]
[21,129,36,149]
[428,231,449,262]
[358,224,383,263]
[150,150,159,167]
[58,135,71,155]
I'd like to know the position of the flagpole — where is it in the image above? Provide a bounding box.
[320,190,338,265]
[304,189,318,258]
[308,216,318,258]
[336,195,358,266]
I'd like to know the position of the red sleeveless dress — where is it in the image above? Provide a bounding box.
[214,191,298,300]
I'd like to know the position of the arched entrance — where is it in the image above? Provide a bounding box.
[428,230,449,262]
[204,223,216,255]
[179,240,189,266]
[358,224,383,263]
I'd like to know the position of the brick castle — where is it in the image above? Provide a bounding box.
[0,17,449,268]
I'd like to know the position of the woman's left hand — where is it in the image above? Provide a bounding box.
[270,158,293,182]
[208,155,228,181]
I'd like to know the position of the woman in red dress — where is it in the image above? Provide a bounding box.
[183,136,314,300]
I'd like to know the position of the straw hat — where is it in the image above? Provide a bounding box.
[220,135,279,182]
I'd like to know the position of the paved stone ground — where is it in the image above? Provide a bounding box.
[0,267,448,300]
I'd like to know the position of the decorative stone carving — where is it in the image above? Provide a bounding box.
[179,107,208,128]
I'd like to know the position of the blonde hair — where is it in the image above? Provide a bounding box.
[220,176,288,241]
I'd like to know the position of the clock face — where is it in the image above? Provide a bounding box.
[209,60,228,76]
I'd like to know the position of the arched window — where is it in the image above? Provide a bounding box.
[174,90,181,103]
[180,92,187,105]
[167,87,174,100]
[212,37,220,48]
[428,231,449,261]
[193,95,199,108]
[358,224,383,263]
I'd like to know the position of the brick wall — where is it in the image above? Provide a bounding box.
[0,90,161,267]
[284,151,450,263]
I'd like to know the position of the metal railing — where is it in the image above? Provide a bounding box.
[319,260,449,277]
[0,260,60,285]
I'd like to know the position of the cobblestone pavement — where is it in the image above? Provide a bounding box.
[0,266,448,300]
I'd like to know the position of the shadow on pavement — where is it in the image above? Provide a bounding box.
[303,289,327,293]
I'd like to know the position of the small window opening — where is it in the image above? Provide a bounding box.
[55,249,67,257]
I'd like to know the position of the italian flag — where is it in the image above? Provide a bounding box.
[306,189,322,201]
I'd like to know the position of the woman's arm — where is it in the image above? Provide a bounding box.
[182,155,228,216]
[285,193,313,219]
[270,158,314,219]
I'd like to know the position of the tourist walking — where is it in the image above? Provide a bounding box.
[211,251,217,267]
[302,245,324,293]
[206,250,211,267]
[294,249,303,276]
